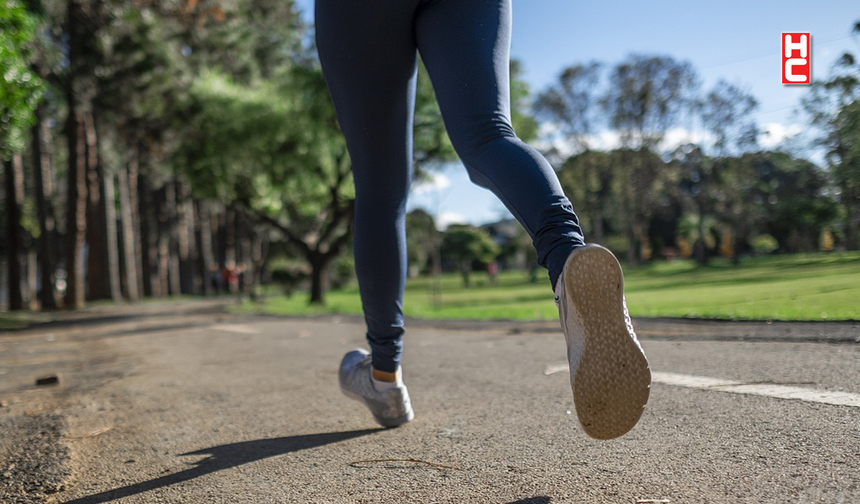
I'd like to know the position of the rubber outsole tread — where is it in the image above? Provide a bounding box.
[563,245,651,440]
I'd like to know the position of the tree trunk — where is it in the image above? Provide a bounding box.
[3,155,25,310]
[84,112,119,301]
[175,181,195,294]
[31,105,58,309]
[168,181,182,296]
[162,180,181,296]
[155,186,170,297]
[625,224,638,265]
[731,222,749,266]
[117,158,139,301]
[127,150,144,298]
[84,111,105,300]
[592,208,605,245]
[63,0,96,309]
[236,211,252,297]
[620,170,638,265]
[430,240,442,306]
[64,107,88,309]
[27,251,38,310]
[216,207,228,274]
[194,200,212,296]
[460,261,471,288]
[155,185,169,296]
[250,231,269,301]
[217,205,237,294]
[695,203,709,266]
[308,253,331,305]
[138,164,157,297]
[103,168,122,299]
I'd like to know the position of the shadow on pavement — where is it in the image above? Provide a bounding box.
[61,428,382,504]
[506,497,551,504]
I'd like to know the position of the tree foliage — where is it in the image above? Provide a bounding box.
[441,224,500,287]
[800,17,860,249]
[0,0,43,159]
[3,5,859,315]
[177,65,353,304]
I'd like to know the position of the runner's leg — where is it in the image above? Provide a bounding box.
[315,0,420,373]
[414,0,585,289]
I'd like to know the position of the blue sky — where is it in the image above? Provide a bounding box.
[296,0,860,227]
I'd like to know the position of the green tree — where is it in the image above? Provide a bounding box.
[831,99,860,248]
[173,0,304,83]
[405,209,440,278]
[26,0,65,309]
[534,62,602,153]
[405,208,442,307]
[177,67,354,305]
[501,222,539,282]
[534,62,613,243]
[713,154,765,262]
[695,81,759,264]
[509,59,539,143]
[557,149,614,244]
[757,152,839,253]
[413,59,456,176]
[413,58,536,179]
[1,0,43,311]
[671,143,714,265]
[0,0,42,158]
[601,54,698,263]
[440,224,500,288]
[800,19,860,249]
[699,80,759,156]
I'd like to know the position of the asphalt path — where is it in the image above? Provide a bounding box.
[1,300,858,503]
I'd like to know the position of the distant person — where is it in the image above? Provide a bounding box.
[316,0,650,439]
[487,261,498,286]
[222,261,239,295]
[209,263,223,293]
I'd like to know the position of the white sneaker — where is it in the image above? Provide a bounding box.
[555,244,651,439]
[339,349,414,428]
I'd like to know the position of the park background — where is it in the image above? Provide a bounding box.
[1,0,859,324]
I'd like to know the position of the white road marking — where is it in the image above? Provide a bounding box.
[651,372,741,388]
[652,371,860,408]
[209,324,260,335]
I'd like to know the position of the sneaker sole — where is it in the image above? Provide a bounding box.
[340,386,414,428]
[338,350,414,428]
[563,245,651,440]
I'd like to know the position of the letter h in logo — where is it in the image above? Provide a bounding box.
[782,33,810,84]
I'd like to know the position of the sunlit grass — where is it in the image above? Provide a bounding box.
[237,251,860,321]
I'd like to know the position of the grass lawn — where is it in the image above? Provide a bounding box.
[240,251,860,322]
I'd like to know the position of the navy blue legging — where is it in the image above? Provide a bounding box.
[316,0,585,373]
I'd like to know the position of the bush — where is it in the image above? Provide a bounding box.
[752,234,779,255]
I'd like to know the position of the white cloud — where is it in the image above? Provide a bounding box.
[659,128,714,152]
[411,172,451,195]
[540,126,712,157]
[586,130,622,151]
[535,123,621,159]
[436,211,467,230]
[537,121,562,138]
[537,123,803,158]
[759,122,803,148]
